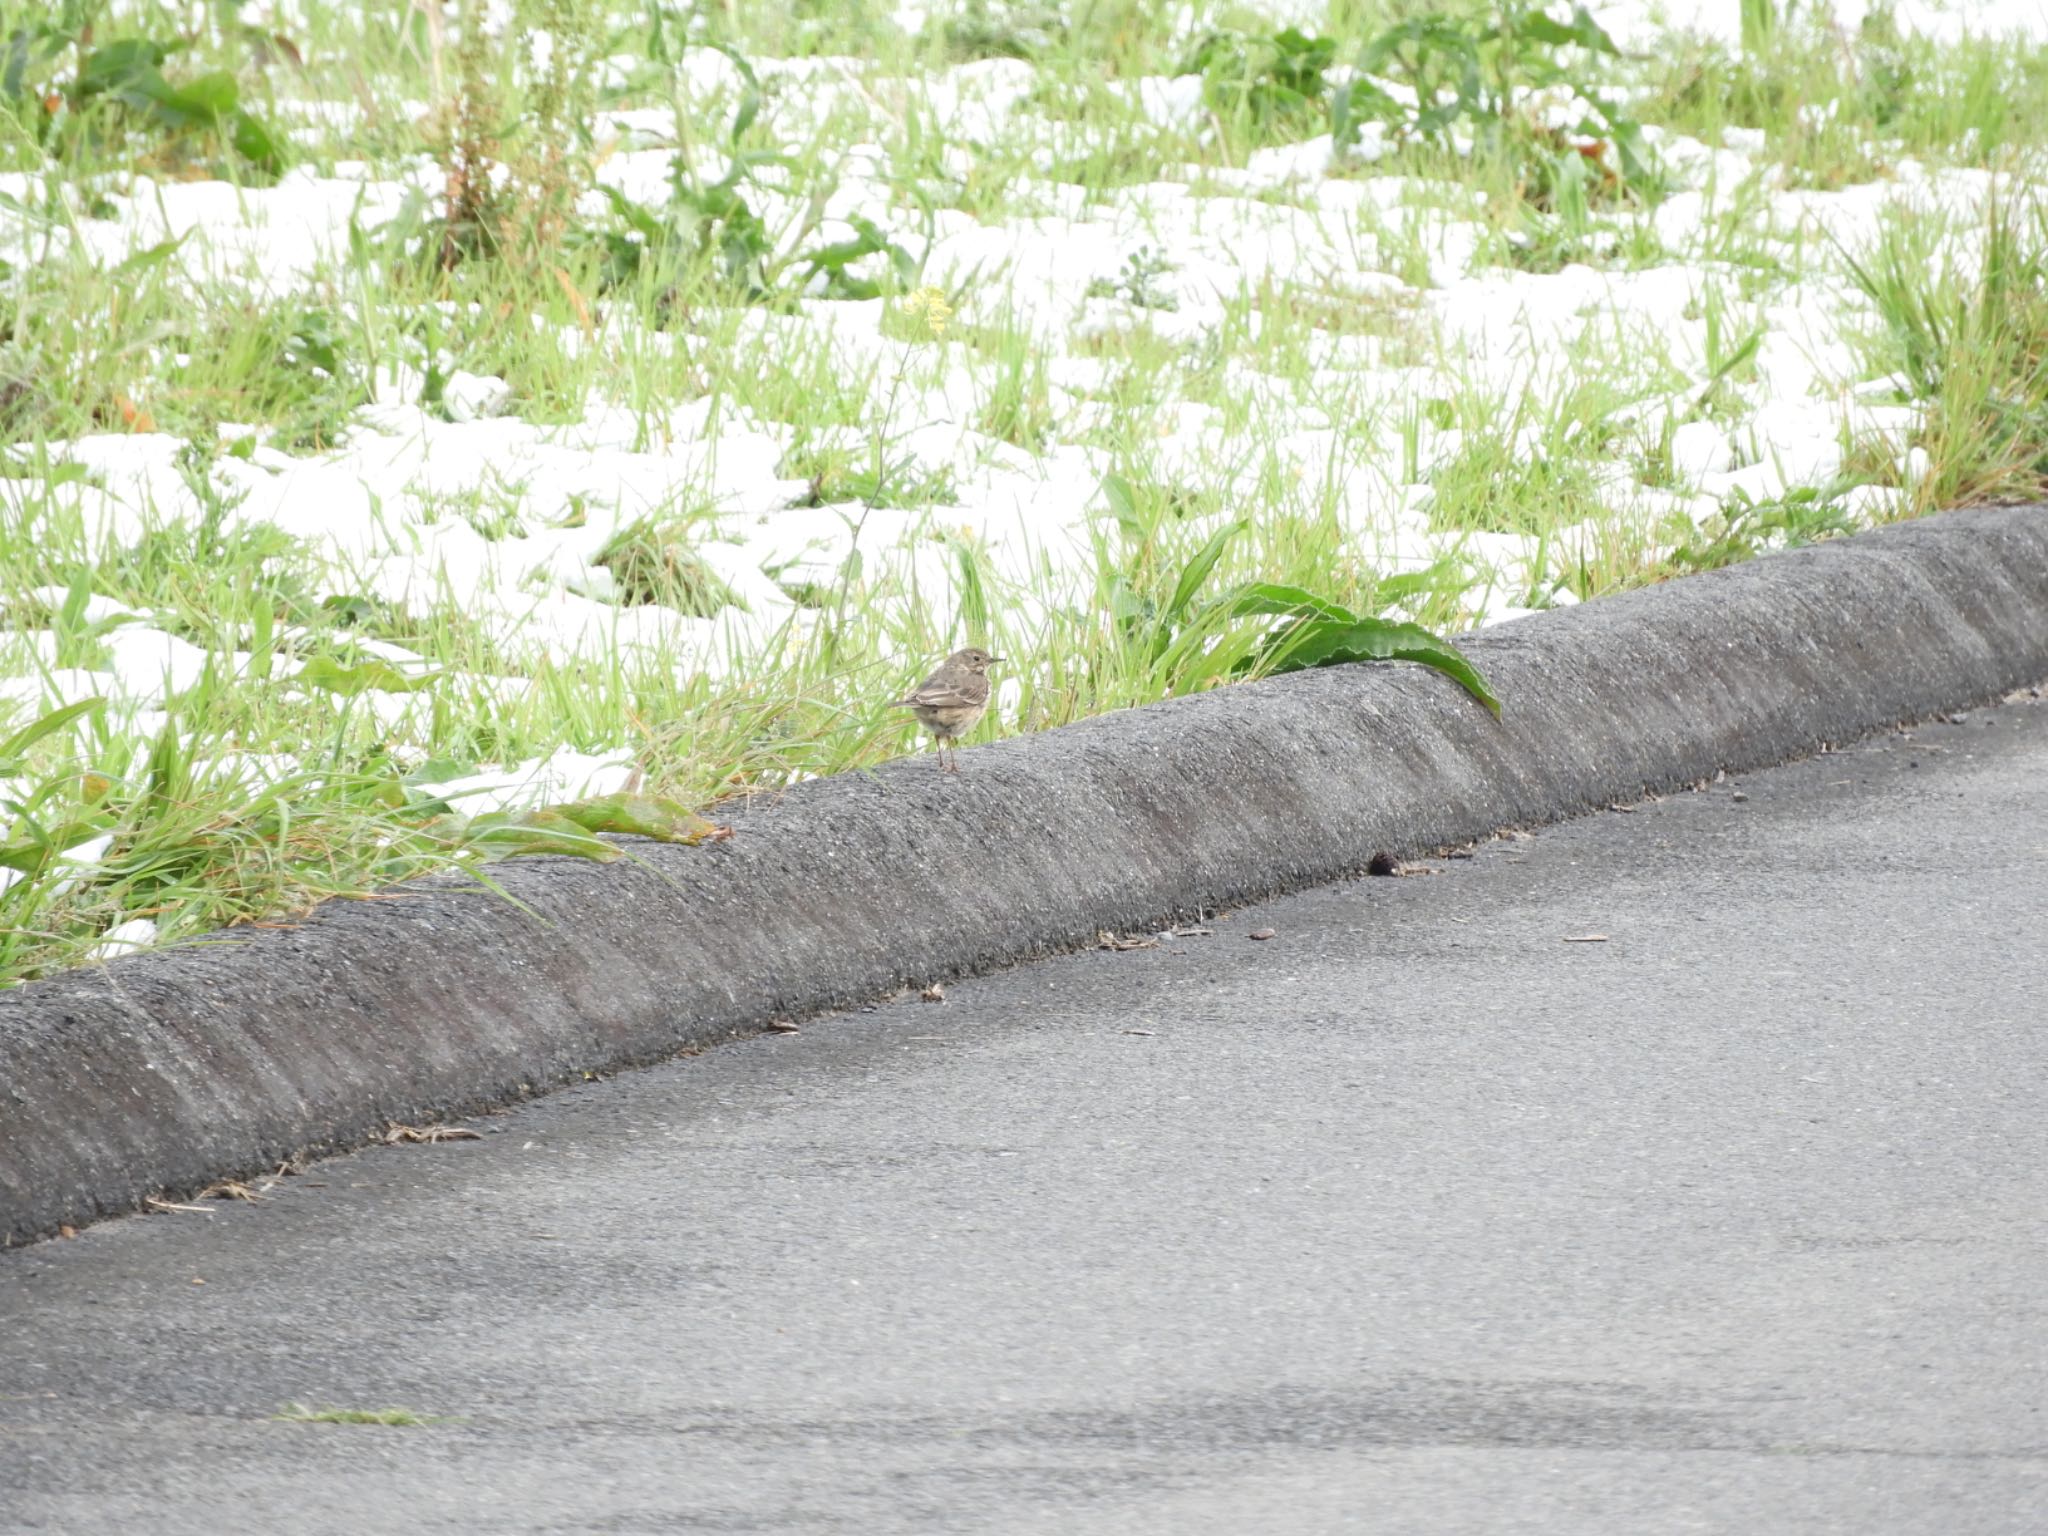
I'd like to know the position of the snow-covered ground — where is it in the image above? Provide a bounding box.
[2,0,2045,963]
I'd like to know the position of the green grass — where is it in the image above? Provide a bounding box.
[2,0,2046,989]
[1635,16,2048,187]
[1837,196,2048,511]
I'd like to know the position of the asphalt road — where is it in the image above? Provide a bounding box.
[4,690,2046,1535]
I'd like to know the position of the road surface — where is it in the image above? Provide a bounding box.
[4,692,2045,1534]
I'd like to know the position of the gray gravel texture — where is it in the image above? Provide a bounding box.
[3,502,2046,1247]
[1,690,2043,1534]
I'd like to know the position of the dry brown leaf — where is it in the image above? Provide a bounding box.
[381,1123,483,1144]
[1097,930,1158,951]
[114,393,156,433]
[550,265,594,334]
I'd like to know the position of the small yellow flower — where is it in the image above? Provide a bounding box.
[901,285,953,340]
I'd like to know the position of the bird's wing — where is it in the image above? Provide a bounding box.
[894,681,985,709]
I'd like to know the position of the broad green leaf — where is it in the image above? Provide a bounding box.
[465,809,623,863]
[732,148,800,177]
[401,754,477,787]
[112,232,189,276]
[1163,518,1246,627]
[1374,557,1462,606]
[1331,78,1400,146]
[227,107,286,174]
[59,566,92,632]
[1109,579,1154,631]
[598,184,662,241]
[1511,7,1621,55]
[76,38,173,98]
[1564,4,1624,53]
[0,696,104,767]
[152,69,242,123]
[708,42,763,142]
[1100,473,1144,539]
[800,218,887,273]
[880,230,920,289]
[0,825,109,877]
[1219,581,1356,623]
[1267,617,1500,716]
[548,792,725,844]
[298,656,441,696]
[142,715,187,808]
[0,456,86,484]
[283,313,341,376]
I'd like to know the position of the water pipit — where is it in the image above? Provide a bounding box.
[893,646,1001,772]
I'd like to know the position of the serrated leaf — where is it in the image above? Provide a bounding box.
[1219,581,1356,623]
[1266,617,1500,715]
[546,792,724,844]
[465,809,623,862]
[1374,556,1462,606]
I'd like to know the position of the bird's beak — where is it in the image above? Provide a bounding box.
[990,655,1006,664]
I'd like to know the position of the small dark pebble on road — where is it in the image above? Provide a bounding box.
[1249,928,1277,941]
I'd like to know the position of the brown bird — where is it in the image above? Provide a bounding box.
[893,646,1002,772]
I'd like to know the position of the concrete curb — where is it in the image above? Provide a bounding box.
[5,503,2046,1246]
